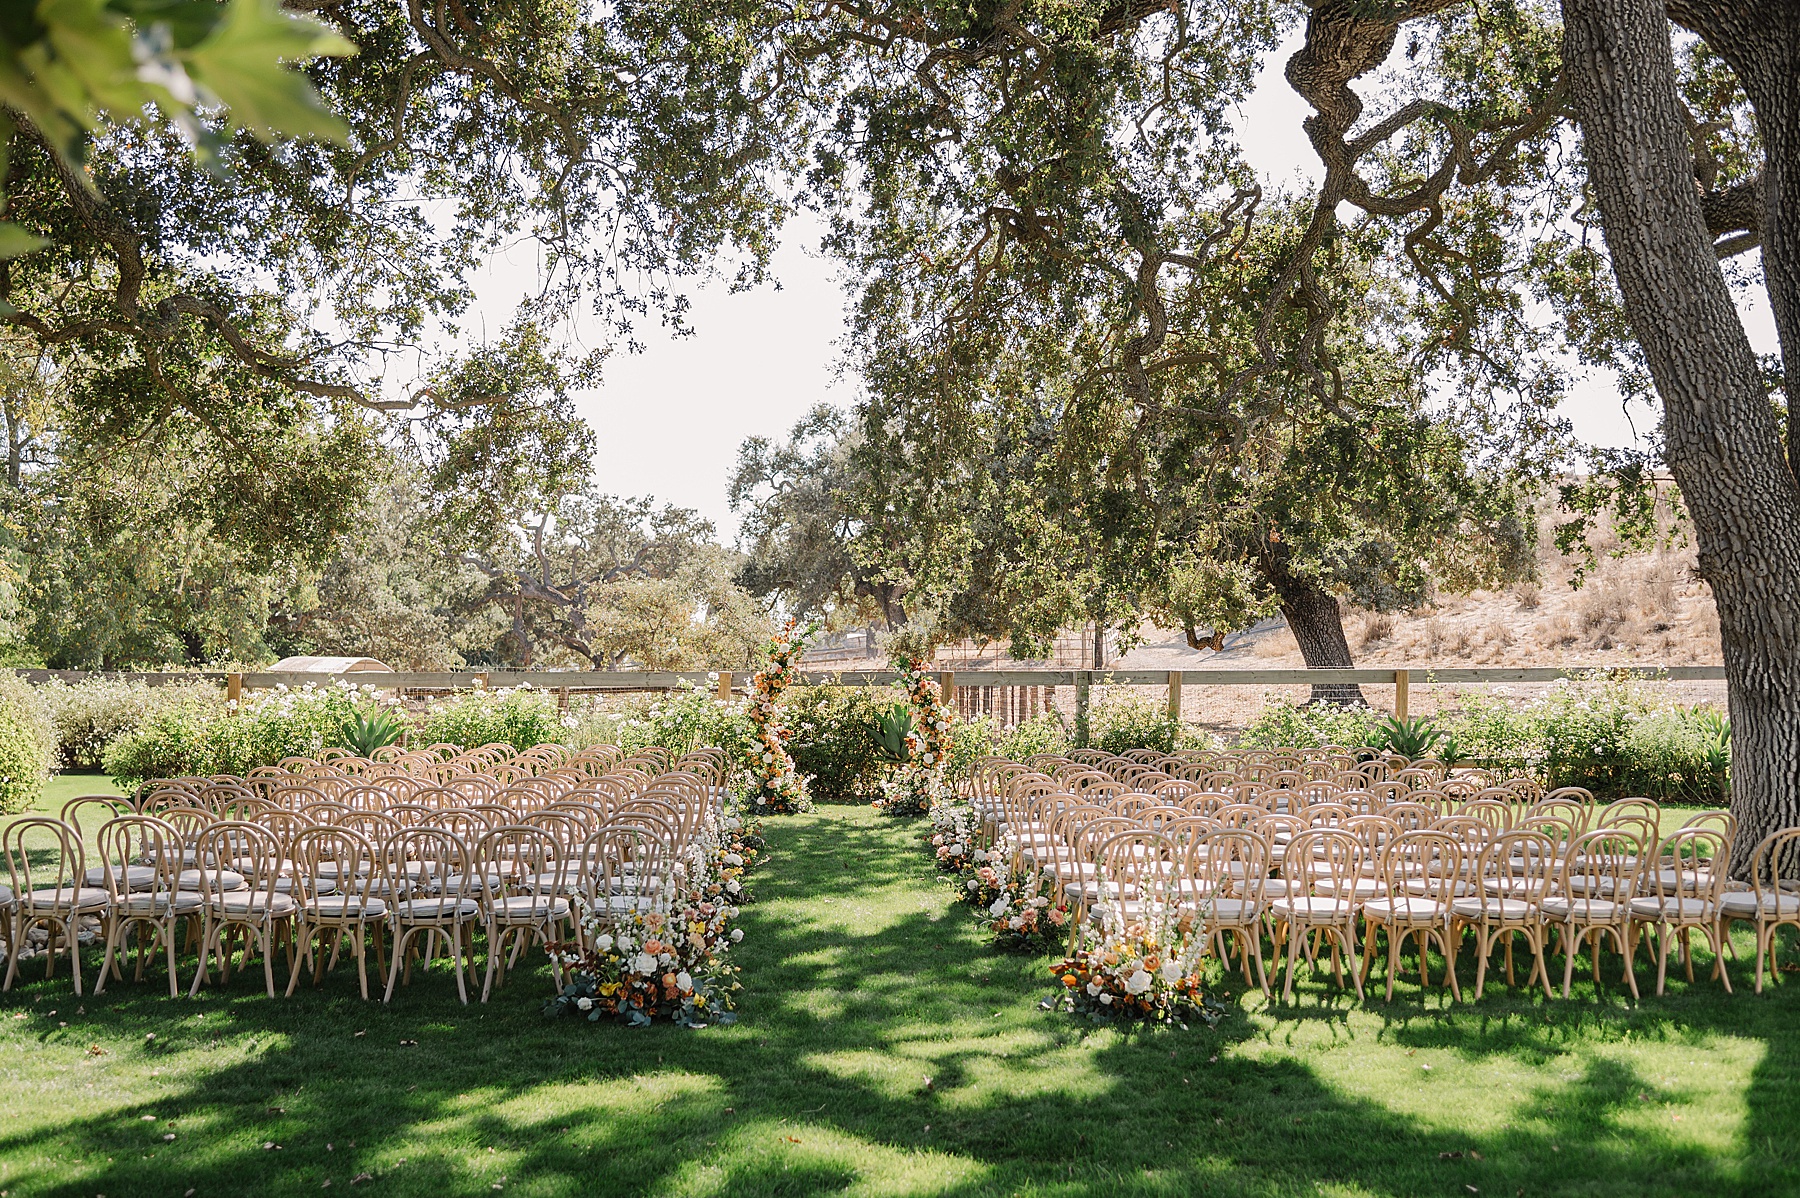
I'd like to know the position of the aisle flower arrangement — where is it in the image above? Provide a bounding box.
[546,894,743,1027]
[743,618,817,814]
[961,837,1071,952]
[873,656,954,816]
[1047,914,1223,1026]
[546,799,766,1028]
[923,802,979,873]
[917,801,1071,952]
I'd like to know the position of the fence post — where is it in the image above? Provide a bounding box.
[227,672,242,705]
[939,670,956,718]
[717,671,733,701]
[1394,669,1410,720]
[1074,671,1092,747]
[1166,671,1182,721]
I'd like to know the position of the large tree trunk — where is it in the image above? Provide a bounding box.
[1664,1,1800,465]
[1263,551,1367,705]
[1565,0,1800,870]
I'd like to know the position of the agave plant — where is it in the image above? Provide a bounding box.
[872,701,916,764]
[1374,714,1445,759]
[1695,708,1731,788]
[340,704,406,758]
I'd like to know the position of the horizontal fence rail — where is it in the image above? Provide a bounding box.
[12,664,1729,723]
[13,665,1728,690]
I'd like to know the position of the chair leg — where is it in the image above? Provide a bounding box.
[1561,925,1577,999]
[1281,921,1301,1004]
[67,919,84,997]
[1473,925,1491,1001]
[286,922,309,997]
[1439,926,1462,1002]
[165,920,180,999]
[1617,925,1640,999]
[1656,922,1671,996]
[1343,925,1365,1000]
[1384,925,1401,1001]
[262,928,277,999]
[95,918,120,997]
[452,923,471,1005]
[355,925,370,1000]
[384,925,410,1003]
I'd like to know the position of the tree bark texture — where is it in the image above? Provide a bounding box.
[1264,554,1367,705]
[1565,0,1800,870]
[1667,0,1800,464]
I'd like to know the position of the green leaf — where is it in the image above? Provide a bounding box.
[181,0,355,142]
[0,222,48,259]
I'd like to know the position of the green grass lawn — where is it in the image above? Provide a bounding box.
[2,803,1796,1197]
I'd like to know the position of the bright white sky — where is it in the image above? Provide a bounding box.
[473,34,1779,543]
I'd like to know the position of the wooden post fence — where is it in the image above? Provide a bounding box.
[716,671,733,700]
[1166,671,1182,721]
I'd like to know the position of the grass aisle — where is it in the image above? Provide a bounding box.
[1,804,1795,1196]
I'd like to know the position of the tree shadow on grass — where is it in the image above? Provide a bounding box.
[2,809,1795,1197]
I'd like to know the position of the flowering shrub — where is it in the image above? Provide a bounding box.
[39,675,223,771]
[872,656,953,816]
[565,681,752,762]
[0,673,53,815]
[104,680,397,786]
[743,619,816,814]
[1048,920,1222,1027]
[785,685,888,801]
[414,683,561,752]
[546,895,742,1028]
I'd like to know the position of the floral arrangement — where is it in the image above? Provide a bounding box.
[919,801,1071,952]
[547,894,743,1027]
[960,837,1071,953]
[923,802,979,873]
[742,618,817,814]
[873,655,954,817]
[1047,917,1223,1027]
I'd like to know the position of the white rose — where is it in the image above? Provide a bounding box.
[1098,993,1114,1005]
[966,880,978,891]
[576,997,593,1011]
[988,897,1010,918]
[1159,960,1183,985]
[1125,970,1153,995]
[658,952,673,966]
[730,928,743,943]
[726,879,741,894]
[632,952,656,974]
[1086,982,1102,997]
[675,971,693,992]
[594,934,614,952]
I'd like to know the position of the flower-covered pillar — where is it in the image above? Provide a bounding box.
[876,655,954,816]
[743,618,815,814]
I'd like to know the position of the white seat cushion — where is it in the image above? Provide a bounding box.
[1719,891,1800,918]
[1629,896,1715,921]
[1541,896,1623,921]
[178,868,246,892]
[1271,896,1354,920]
[213,892,298,917]
[1363,897,1447,922]
[303,895,389,919]
[119,892,204,916]
[26,885,110,910]
[85,864,159,891]
[394,897,480,920]
[1451,896,1536,921]
[490,895,571,920]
